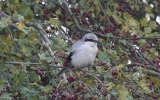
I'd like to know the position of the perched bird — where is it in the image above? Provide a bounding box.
[56,33,99,78]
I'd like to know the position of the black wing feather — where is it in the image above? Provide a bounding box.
[66,51,74,63]
[54,51,74,78]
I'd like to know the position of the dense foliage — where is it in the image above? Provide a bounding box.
[0,0,160,100]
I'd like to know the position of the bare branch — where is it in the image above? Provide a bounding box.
[126,63,160,77]
[4,61,66,69]
[62,0,91,33]
[88,74,104,86]
[0,11,55,58]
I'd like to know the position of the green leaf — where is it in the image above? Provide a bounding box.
[106,33,115,38]
[49,18,60,26]
[100,26,105,31]
[112,14,123,24]
[128,18,139,28]
[138,80,150,93]
[55,9,61,15]
[38,52,48,60]
[135,4,139,11]
[16,5,34,20]
[138,39,147,46]
[39,85,52,94]
[12,12,24,20]
[84,94,92,99]
[149,13,155,18]
[112,3,119,9]
[132,71,145,81]
[116,64,124,71]
[46,2,54,9]
[144,27,152,34]
[47,57,54,63]
[16,21,25,30]
[22,46,31,57]
[99,52,110,65]
[12,68,20,75]
[122,25,129,32]
[0,17,8,28]
[49,78,56,87]
[111,90,118,96]
[57,0,63,3]
[4,36,12,46]
[94,0,99,5]
[144,6,151,13]
[35,0,41,3]
[119,39,126,45]
[126,95,134,100]
[30,72,38,82]
[149,21,158,29]
[140,18,148,27]
[0,93,12,99]
[106,82,115,90]
[118,86,129,100]
[152,1,158,6]
[79,1,85,8]
[106,10,112,16]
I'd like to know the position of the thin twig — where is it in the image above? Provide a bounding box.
[62,0,91,33]
[89,74,104,86]
[77,80,98,99]
[55,79,65,100]
[126,63,160,73]
[128,79,147,100]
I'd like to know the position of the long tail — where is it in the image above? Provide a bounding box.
[54,52,72,78]
[54,68,68,79]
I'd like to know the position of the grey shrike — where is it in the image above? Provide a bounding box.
[56,33,99,77]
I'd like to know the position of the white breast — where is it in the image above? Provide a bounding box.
[71,42,98,69]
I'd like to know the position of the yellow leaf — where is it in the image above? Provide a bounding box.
[140,17,148,27]
[22,46,28,53]
[91,13,95,18]
[150,76,160,88]
[144,6,151,13]
[128,19,139,28]
[112,3,119,9]
[137,80,150,92]
[144,27,152,34]
[35,0,40,3]
[106,10,112,16]
[116,64,124,71]
[154,79,160,88]
[56,9,61,15]
[76,71,82,77]
[106,82,115,90]
[94,0,99,5]
[60,80,68,86]
[49,17,60,25]
[122,25,129,32]
[16,21,25,30]
[15,80,20,86]
[5,35,12,46]
[118,87,129,100]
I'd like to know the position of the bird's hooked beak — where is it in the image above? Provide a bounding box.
[96,41,102,48]
[92,40,102,48]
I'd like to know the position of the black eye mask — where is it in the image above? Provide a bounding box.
[85,38,99,44]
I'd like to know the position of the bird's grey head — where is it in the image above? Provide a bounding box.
[82,33,98,43]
